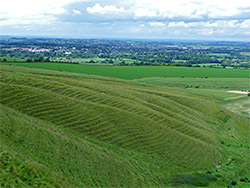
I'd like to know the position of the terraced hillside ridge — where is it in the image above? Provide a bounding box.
[1,65,250,187]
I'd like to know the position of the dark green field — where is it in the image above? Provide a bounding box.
[1,65,250,187]
[2,62,249,79]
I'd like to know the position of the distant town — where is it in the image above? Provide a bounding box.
[1,37,249,68]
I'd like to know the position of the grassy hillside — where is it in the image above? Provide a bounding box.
[135,77,250,103]
[224,97,250,117]
[135,77,250,91]
[1,65,250,187]
[1,62,249,79]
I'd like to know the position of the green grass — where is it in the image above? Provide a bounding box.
[52,57,135,64]
[188,88,245,100]
[0,57,27,62]
[0,150,70,187]
[135,77,250,104]
[135,77,250,90]
[1,62,250,80]
[224,97,250,117]
[207,53,230,56]
[72,57,107,62]
[241,52,250,56]
[171,174,217,187]
[1,65,250,187]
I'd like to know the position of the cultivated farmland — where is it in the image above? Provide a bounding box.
[2,62,250,79]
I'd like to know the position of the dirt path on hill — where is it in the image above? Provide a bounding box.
[227,91,249,94]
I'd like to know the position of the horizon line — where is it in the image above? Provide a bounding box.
[0,35,249,43]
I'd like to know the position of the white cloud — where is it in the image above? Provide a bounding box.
[86,3,125,15]
[240,19,250,29]
[133,0,250,19]
[134,8,157,18]
[130,27,143,33]
[168,22,188,28]
[73,9,82,15]
[0,0,84,26]
[167,20,244,29]
[149,22,166,27]
[201,28,214,36]
[0,0,249,40]
[165,19,250,39]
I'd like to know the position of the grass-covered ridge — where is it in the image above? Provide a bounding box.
[1,65,250,187]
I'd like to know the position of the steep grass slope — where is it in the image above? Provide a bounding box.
[1,65,250,187]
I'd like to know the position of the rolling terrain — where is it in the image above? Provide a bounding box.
[1,65,250,187]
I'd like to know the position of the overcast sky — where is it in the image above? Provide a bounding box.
[1,0,250,41]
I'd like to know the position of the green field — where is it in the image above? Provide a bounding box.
[72,57,107,63]
[135,77,250,90]
[0,57,27,62]
[50,57,135,64]
[135,77,250,105]
[52,57,108,63]
[241,52,250,56]
[1,65,250,187]
[207,53,230,56]
[1,62,249,79]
